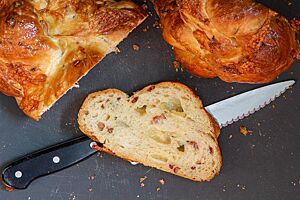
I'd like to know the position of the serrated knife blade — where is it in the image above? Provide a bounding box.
[205,80,295,128]
[2,80,295,189]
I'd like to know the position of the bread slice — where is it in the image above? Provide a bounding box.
[78,82,222,181]
[0,0,147,120]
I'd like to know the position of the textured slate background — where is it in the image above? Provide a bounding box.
[0,0,299,199]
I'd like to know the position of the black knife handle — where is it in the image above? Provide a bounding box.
[2,136,98,189]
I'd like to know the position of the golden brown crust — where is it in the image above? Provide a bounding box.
[153,0,300,84]
[0,0,147,120]
[174,48,216,78]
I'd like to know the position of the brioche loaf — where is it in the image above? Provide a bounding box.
[153,0,300,83]
[0,0,147,120]
[78,82,222,181]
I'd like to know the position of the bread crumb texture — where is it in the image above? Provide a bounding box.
[78,82,222,181]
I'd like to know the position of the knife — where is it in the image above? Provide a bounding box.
[1,80,295,189]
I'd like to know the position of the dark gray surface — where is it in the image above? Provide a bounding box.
[0,1,299,199]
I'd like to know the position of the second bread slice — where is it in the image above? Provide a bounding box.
[78,82,222,181]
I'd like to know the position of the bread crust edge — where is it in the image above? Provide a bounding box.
[78,82,222,182]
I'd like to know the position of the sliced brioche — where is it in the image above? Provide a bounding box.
[78,82,222,181]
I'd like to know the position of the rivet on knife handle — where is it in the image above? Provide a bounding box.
[2,136,97,189]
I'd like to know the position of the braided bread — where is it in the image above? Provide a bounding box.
[153,0,300,83]
[0,0,146,120]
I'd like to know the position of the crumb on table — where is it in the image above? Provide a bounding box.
[139,176,147,183]
[153,21,160,28]
[132,44,140,51]
[173,61,181,71]
[240,126,253,136]
[159,178,165,185]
